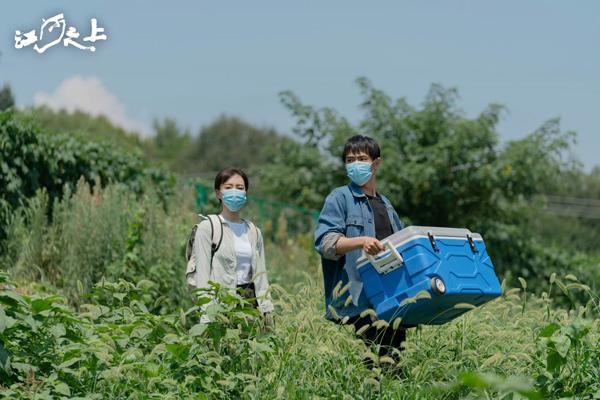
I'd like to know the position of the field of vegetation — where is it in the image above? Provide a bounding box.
[1,178,599,399]
[1,80,600,398]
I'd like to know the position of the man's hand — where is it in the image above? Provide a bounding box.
[363,237,384,255]
[335,236,385,256]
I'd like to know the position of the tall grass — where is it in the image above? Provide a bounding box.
[0,177,196,311]
[1,179,599,398]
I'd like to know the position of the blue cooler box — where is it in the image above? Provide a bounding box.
[356,226,502,325]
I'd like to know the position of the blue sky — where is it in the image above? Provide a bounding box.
[1,1,598,170]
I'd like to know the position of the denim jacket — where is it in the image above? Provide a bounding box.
[314,182,404,319]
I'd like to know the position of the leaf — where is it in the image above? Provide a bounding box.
[0,342,10,372]
[189,323,207,337]
[130,326,152,339]
[546,349,565,374]
[551,334,571,358]
[225,328,240,340]
[0,308,16,332]
[58,357,82,369]
[112,292,127,301]
[538,323,560,338]
[54,382,71,396]
[49,323,66,339]
[31,298,53,313]
[0,291,26,308]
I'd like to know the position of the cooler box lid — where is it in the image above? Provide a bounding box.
[356,226,483,272]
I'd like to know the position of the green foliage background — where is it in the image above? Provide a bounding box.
[0,110,175,244]
[259,78,597,288]
[0,79,599,398]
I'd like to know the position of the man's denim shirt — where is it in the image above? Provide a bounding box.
[314,181,404,320]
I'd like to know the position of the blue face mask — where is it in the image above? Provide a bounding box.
[346,161,373,186]
[221,188,247,212]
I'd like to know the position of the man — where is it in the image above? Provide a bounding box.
[314,134,406,359]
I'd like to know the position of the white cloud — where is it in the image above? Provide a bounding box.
[33,75,152,136]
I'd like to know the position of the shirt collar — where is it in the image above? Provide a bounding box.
[348,182,379,199]
[220,214,247,225]
[348,181,366,198]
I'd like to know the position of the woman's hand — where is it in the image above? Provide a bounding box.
[363,237,384,255]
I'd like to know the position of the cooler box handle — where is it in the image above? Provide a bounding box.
[366,240,404,274]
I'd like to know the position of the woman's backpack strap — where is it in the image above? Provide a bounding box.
[205,214,224,256]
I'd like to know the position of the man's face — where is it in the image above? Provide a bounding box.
[345,151,381,173]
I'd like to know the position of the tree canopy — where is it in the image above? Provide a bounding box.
[258,78,585,285]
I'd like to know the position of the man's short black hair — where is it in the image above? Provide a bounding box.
[342,135,381,162]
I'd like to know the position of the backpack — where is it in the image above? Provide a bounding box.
[185,214,224,289]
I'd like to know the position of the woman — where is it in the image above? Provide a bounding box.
[191,167,274,322]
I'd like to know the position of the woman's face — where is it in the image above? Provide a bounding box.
[217,174,246,200]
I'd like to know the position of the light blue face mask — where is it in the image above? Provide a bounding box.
[346,161,373,186]
[221,188,247,212]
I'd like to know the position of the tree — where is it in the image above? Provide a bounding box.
[261,77,582,285]
[17,105,147,153]
[0,110,175,245]
[177,115,286,176]
[0,84,15,111]
[150,117,191,168]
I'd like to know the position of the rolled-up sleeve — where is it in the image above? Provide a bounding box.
[315,192,346,261]
[322,232,343,260]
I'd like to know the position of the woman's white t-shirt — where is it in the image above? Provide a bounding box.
[226,219,253,285]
